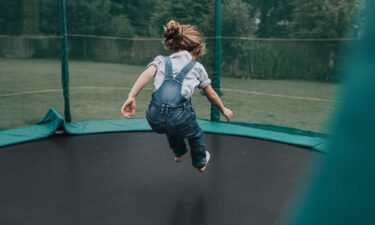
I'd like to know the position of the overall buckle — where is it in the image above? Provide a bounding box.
[160,104,170,115]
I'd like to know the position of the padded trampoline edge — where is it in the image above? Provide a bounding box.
[64,119,327,152]
[0,109,327,151]
[0,108,64,148]
[64,119,152,135]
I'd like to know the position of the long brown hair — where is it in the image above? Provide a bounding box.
[163,20,206,58]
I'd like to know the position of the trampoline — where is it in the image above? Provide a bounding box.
[0,131,322,225]
[2,0,374,225]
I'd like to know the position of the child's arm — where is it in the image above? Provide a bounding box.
[203,84,233,121]
[121,65,157,118]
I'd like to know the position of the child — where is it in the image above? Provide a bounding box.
[121,20,233,173]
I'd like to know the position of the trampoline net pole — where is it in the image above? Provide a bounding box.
[211,0,222,122]
[59,0,71,122]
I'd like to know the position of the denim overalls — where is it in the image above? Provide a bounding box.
[146,56,207,168]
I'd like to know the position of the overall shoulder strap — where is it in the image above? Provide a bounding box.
[164,56,173,80]
[175,60,197,83]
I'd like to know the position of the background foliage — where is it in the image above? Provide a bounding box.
[0,0,366,81]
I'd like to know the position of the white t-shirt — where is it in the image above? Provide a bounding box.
[147,50,211,99]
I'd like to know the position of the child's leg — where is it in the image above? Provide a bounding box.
[166,134,188,158]
[187,129,207,169]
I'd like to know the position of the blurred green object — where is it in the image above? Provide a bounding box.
[286,1,375,224]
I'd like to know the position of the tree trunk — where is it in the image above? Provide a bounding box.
[23,0,39,35]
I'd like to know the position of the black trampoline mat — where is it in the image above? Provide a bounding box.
[0,132,322,225]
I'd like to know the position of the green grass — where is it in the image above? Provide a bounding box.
[0,58,338,132]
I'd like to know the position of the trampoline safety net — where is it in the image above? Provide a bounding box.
[0,0,365,133]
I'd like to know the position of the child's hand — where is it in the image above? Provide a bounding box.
[121,97,136,118]
[222,107,233,121]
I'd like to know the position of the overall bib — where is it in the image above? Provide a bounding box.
[146,56,207,168]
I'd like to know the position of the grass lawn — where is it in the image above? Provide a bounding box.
[0,58,339,132]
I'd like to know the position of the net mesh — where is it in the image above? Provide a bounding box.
[0,0,363,133]
[0,0,63,129]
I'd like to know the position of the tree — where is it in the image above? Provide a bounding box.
[111,0,158,36]
[39,0,59,34]
[23,0,40,34]
[109,15,134,37]
[288,0,364,38]
[220,0,257,77]
[66,0,112,35]
[350,0,366,38]
[253,0,292,38]
[150,0,213,36]
[0,0,24,35]
[222,0,256,37]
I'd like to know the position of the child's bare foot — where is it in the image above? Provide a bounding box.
[198,151,210,173]
[174,152,186,163]
[174,156,183,163]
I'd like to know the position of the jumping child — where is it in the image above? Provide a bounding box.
[121,20,233,173]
